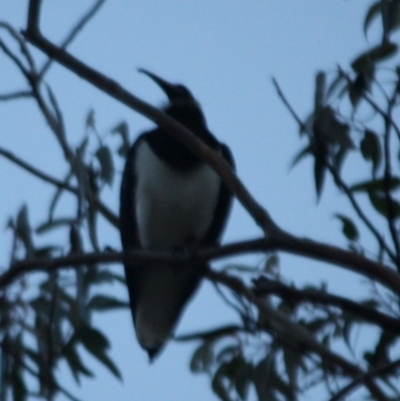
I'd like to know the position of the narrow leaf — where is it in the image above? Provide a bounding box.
[111,121,130,157]
[351,42,398,72]
[95,145,114,186]
[334,214,359,241]
[363,1,381,36]
[360,130,381,176]
[314,156,326,200]
[350,177,400,193]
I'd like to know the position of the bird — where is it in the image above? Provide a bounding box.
[119,69,235,360]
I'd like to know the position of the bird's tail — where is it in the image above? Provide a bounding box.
[125,261,204,360]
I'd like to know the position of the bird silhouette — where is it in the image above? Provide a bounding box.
[119,69,234,359]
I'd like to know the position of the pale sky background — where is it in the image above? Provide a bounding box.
[0,1,390,400]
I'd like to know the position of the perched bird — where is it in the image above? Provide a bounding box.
[119,69,234,359]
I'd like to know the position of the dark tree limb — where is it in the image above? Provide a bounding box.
[23,0,279,238]
[253,277,400,334]
[2,233,400,293]
[207,270,388,401]
[38,0,107,78]
[330,358,400,401]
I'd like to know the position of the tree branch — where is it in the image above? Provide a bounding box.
[207,270,388,401]
[253,277,400,334]
[0,90,32,101]
[23,0,280,237]
[330,358,400,401]
[3,233,400,297]
[175,324,249,342]
[39,0,106,78]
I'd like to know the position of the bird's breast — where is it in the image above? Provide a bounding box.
[134,141,220,250]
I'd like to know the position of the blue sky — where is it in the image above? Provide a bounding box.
[0,1,385,400]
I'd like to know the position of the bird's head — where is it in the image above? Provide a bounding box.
[138,69,207,131]
[138,68,195,102]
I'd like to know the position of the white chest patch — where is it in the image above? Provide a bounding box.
[134,141,221,250]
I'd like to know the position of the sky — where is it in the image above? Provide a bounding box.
[0,1,388,400]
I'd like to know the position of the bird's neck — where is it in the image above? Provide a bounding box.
[148,104,218,170]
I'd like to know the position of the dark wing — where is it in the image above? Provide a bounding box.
[119,132,203,358]
[119,134,147,319]
[202,143,235,246]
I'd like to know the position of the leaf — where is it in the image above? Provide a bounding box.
[190,340,215,373]
[90,349,122,380]
[363,1,381,36]
[63,341,94,384]
[348,65,374,107]
[16,204,34,257]
[382,0,400,38]
[86,109,96,131]
[314,71,326,111]
[10,335,28,401]
[87,295,129,311]
[333,146,349,174]
[343,315,354,349]
[313,106,353,148]
[78,325,109,351]
[326,71,347,101]
[235,360,252,400]
[212,363,231,401]
[351,42,398,72]
[367,188,400,218]
[69,225,83,254]
[11,362,27,401]
[216,345,238,364]
[46,84,64,135]
[350,177,400,193]
[360,130,381,177]
[77,325,122,380]
[290,144,312,170]
[264,254,279,275]
[314,156,326,200]
[334,214,359,241]
[111,121,130,157]
[36,218,76,234]
[283,346,300,391]
[87,206,99,252]
[95,145,114,186]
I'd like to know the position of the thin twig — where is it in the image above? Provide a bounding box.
[0,22,36,73]
[272,77,307,131]
[326,161,396,263]
[0,90,32,101]
[253,278,400,334]
[39,0,106,78]
[0,38,29,78]
[329,358,400,401]
[0,146,118,227]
